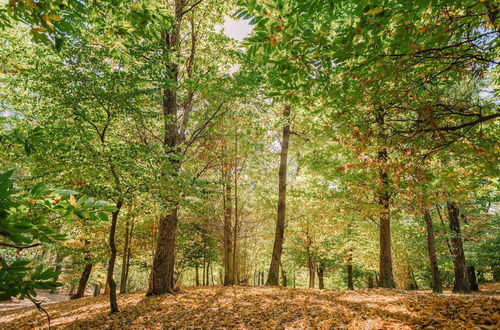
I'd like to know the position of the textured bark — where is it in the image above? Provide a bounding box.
[317,262,325,289]
[148,210,179,295]
[106,200,122,313]
[447,202,470,293]
[267,106,291,286]
[376,110,395,288]
[71,262,93,299]
[50,253,64,294]
[423,209,442,293]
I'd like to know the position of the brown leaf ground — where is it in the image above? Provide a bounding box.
[0,286,499,329]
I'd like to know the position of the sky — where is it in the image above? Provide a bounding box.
[221,17,253,41]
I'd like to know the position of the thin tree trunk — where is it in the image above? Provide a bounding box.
[308,256,315,289]
[468,266,479,291]
[50,253,64,294]
[195,265,200,286]
[376,110,395,288]
[317,261,325,289]
[93,284,101,297]
[71,262,93,299]
[280,261,287,287]
[368,274,374,288]
[447,201,470,293]
[223,149,234,285]
[423,209,442,293]
[120,216,131,294]
[106,200,122,313]
[267,105,291,286]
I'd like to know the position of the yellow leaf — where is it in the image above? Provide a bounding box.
[70,195,77,207]
[365,8,383,15]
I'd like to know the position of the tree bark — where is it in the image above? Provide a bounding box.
[50,253,64,294]
[376,110,395,288]
[423,209,442,293]
[106,200,122,313]
[447,201,470,293]
[71,262,93,299]
[347,265,354,290]
[267,105,291,286]
[317,261,325,289]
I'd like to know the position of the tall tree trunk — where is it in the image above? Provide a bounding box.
[120,217,131,294]
[317,261,325,289]
[447,201,470,293]
[71,262,93,299]
[376,110,395,288]
[223,151,234,286]
[147,0,184,297]
[267,105,291,286]
[50,253,64,294]
[233,123,240,285]
[423,209,442,293]
[106,200,122,313]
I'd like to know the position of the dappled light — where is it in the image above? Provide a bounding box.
[1,287,499,329]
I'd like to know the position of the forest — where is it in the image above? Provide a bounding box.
[0,0,499,329]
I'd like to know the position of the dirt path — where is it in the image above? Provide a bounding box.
[0,286,499,329]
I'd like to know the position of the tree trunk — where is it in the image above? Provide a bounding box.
[423,209,442,293]
[447,201,470,293]
[195,265,200,286]
[106,200,122,313]
[347,265,354,290]
[280,262,287,287]
[148,209,179,295]
[71,262,93,299]
[93,284,101,297]
[223,154,234,286]
[376,110,395,288]
[317,261,325,289]
[120,217,131,294]
[468,266,479,291]
[367,274,374,288]
[308,257,315,289]
[267,105,291,286]
[147,0,184,297]
[50,253,64,294]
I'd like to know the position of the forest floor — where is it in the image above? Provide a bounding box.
[0,285,499,329]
